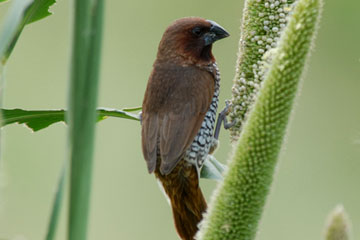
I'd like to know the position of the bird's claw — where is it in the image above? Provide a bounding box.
[221,102,236,129]
[213,100,236,139]
[220,100,232,116]
[224,118,236,130]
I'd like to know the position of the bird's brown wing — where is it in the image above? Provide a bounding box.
[141,112,159,173]
[141,64,214,175]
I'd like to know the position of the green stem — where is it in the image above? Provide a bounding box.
[45,162,66,240]
[229,0,295,140]
[67,0,104,239]
[325,205,352,240]
[198,0,322,239]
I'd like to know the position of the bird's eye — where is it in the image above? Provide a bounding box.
[192,27,203,37]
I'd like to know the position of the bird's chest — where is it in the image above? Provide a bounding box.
[184,63,220,170]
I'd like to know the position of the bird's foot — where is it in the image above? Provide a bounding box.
[213,100,236,139]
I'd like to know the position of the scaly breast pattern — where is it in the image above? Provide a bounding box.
[184,62,220,170]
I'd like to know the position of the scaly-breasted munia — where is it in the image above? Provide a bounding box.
[141,17,229,240]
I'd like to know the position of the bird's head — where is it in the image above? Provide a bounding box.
[156,17,229,64]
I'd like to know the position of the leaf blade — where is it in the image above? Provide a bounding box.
[25,0,56,25]
[0,0,56,64]
[1,108,65,131]
[122,106,142,112]
[0,108,140,132]
[0,0,33,64]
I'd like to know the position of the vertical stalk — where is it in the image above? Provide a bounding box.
[67,0,104,240]
[325,205,352,240]
[45,163,66,240]
[197,0,322,239]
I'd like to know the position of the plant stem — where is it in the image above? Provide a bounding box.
[325,205,352,240]
[45,163,66,240]
[67,0,104,239]
[197,0,322,239]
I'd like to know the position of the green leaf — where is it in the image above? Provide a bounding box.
[122,106,142,112]
[1,108,64,131]
[197,0,323,239]
[97,108,140,121]
[0,108,140,132]
[0,0,56,64]
[0,0,33,64]
[24,0,56,25]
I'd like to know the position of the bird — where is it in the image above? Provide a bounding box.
[141,17,229,240]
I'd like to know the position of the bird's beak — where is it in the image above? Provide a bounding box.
[204,20,230,46]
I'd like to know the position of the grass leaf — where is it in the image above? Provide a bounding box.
[97,108,140,120]
[0,0,33,64]
[1,108,64,131]
[25,0,56,25]
[122,106,142,112]
[0,108,140,132]
[0,0,56,64]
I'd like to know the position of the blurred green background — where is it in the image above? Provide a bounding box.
[0,0,359,239]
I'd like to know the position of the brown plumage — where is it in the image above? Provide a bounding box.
[141,17,229,240]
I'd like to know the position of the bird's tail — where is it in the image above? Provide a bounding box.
[155,161,207,240]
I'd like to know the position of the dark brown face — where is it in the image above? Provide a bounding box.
[157,17,229,63]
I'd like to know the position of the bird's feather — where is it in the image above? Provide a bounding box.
[141,63,214,175]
